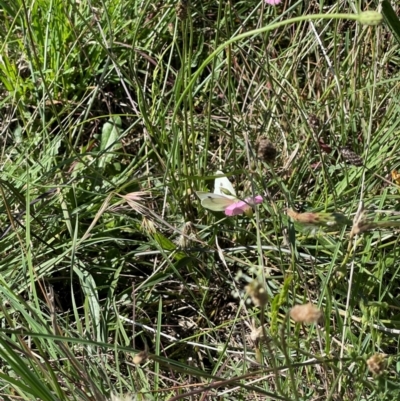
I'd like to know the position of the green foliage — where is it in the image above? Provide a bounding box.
[0,0,399,400]
[382,0,400,46]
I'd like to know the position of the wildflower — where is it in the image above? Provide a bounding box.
[224,196,264,216]
[367,353,386,376]
[196,171,263,216]
[290,303,322,324]
[265,0,282,5]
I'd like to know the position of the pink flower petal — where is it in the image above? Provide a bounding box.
[265,0,282,4]
[246,195,263,205]
[225,201,249,216]
[224,196,264,216]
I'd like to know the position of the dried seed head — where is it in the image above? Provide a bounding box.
[287,208,320,225]
[257,138,277,163]
[176,222,196,248]
[308,114,321,133]
[182,221,194,235]
[351,219,374,235]
[287,208,351,227]
[339,146,363,167]
[250,160,257,172]
[141,216,157,234]
[359,11,383,26]
[175,0,188,20]
[290,303,322,324]
[249,324,267,344]
[367,353,386,376]
[118,191,150,215]
[246,280,268,308]
[133,350,149,365]
[350,203,367,238]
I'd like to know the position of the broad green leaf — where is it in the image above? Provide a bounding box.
[153,232,186,260]
[382,0,400,46]
[98,116,123,168]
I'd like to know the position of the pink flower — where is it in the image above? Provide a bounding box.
[224,196,263,216]
[265,0,281,5]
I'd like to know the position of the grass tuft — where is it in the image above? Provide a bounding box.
[0,0,399,400]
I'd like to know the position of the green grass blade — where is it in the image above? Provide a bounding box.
[382,0,400,45]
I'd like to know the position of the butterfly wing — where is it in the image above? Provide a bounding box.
[214,171,236,198]
[196,192,235,211]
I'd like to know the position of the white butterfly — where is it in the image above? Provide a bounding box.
[196,171,237,212]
